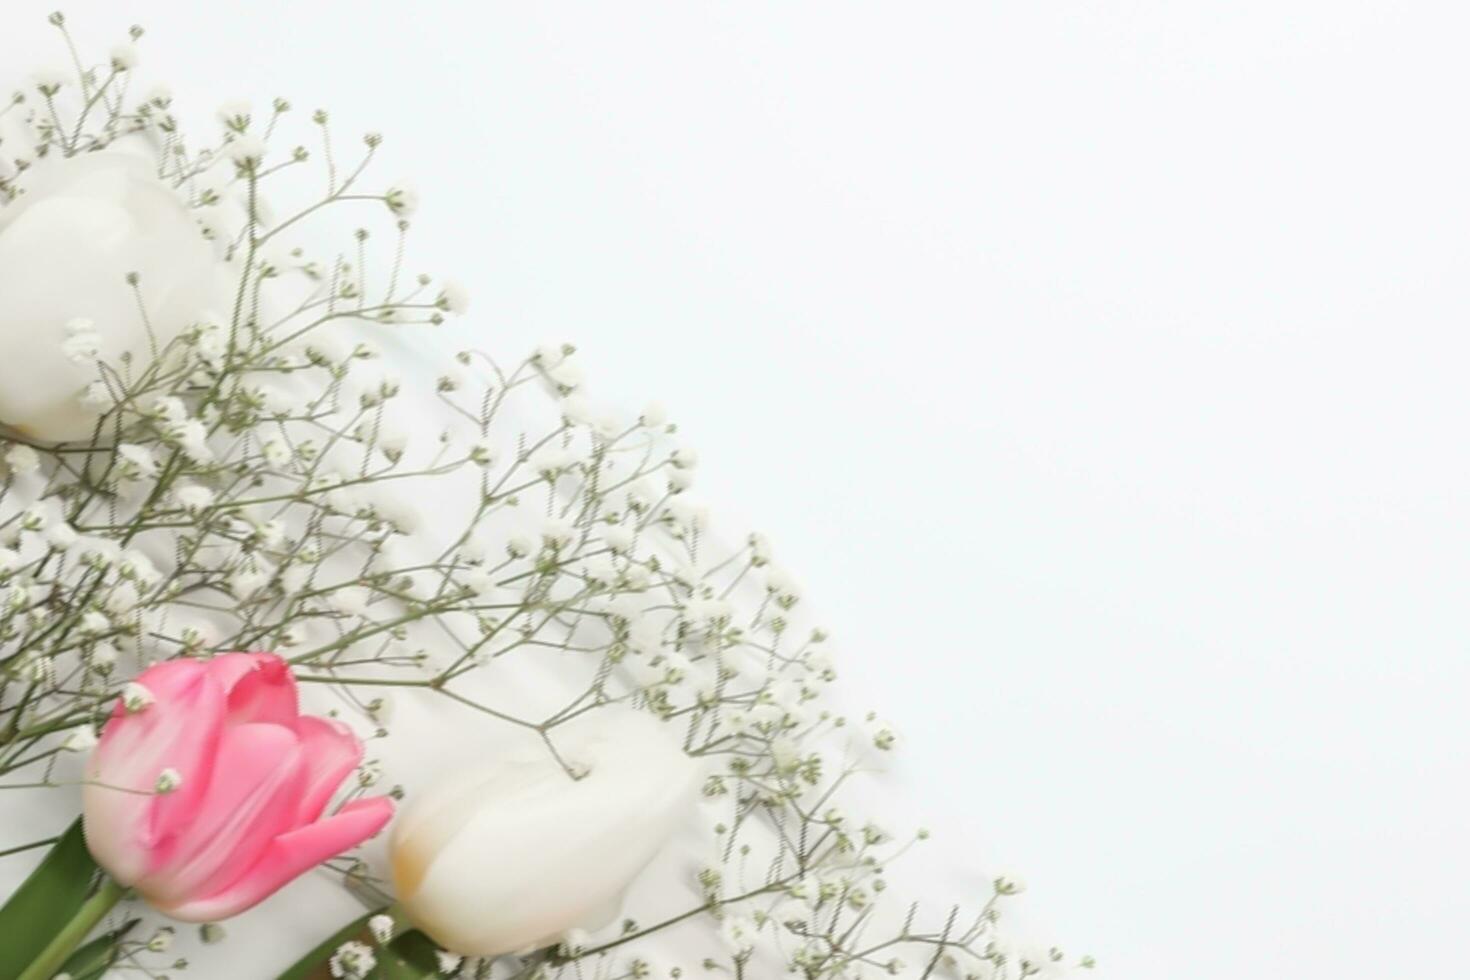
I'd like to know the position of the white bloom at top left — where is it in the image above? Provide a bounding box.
[0,151,227,441]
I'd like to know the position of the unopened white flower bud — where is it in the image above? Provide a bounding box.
[385,182,419,218]
[639,401,667,428]
[155,768,184,794]
[469,441,497,467]
[5,443,41,476]
[367,913,395,945]
[227,135,267,168]
[437,279,469,315]
[994,873,1027,896]
[110,44,139,71]
[121,682,155,713]
[218,100,252,130]
[60,317,103,365]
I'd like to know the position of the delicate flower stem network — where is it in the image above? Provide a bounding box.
[0,13,1092,980]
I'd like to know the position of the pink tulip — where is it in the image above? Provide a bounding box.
[81,653,393,922]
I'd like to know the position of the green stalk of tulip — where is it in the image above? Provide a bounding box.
[0,821,132,980]
[0,820,95,979]
[14,877,127,980]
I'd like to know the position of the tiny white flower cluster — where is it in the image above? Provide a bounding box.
[0,18,1086,980]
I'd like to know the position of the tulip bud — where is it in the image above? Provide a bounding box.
[82,653,394,922]
[0,152,229,441]
[390,708,701,957]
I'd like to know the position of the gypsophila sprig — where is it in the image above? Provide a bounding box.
[0,16,1086,980]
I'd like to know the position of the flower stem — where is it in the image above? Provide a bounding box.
[16,875,126,980]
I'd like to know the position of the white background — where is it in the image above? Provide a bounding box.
[6,3,1470,978]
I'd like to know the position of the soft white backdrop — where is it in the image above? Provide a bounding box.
[5,4,1469,978]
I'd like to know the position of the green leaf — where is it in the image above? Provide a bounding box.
[55,917,140,980]
[273,910,446,980]
[375,929,443,978]
[274,908,384,980]
[0,819,102,980]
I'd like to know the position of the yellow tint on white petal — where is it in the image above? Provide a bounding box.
[391,708,701,958]
[0,152,227,442]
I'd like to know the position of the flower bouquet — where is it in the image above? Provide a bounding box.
[0,15,1090,980]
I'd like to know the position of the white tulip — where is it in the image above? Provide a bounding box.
[0,151,225,441]
[390,708,701,957]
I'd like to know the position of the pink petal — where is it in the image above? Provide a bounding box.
[138,722,305,909]
[83,659,225,885]
[159,796,394,922]
[294,716,365,826]
[201,651,267,691]
[209,652,299,727]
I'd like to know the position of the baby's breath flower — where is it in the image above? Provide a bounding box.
[173,483,215,513]
[117,443,158,480]
[110,43,139,71]
[460,566,496,597]
[866,714,898,751]
[720,916,758,956]
[60,317,101,365]
[89,644,119,673]
[367,913,394,945]
[119,550,162,586]
[79,381,114,413]
[218,100,252,131]
[749,531,773,564]
[546,355,585,391]
[541,518,577,550]
[121,682,155,713]
[32,66,68,94]
[506,531,535,558]
[79,610,111,636]
[227,135,267,169]
[62,727,98,752]
[4,443,41,476]
[385,181,419,218]
[329,940,376,979]
[170,419,215,464]
[261,437,292,468]
[229,564,269,598]
[0,44,1061,978]
[602,525,634,554]
[665,496,708,532]
[994,873,1027,896]
[468,440,497,467]
[561,394,596,427]
[437,279,469,315]
[531,444,575,480]
[639,401,668,428]
[45,521,78,551]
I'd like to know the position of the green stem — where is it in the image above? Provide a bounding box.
[16,876,126,980]
[0,837,58,861]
